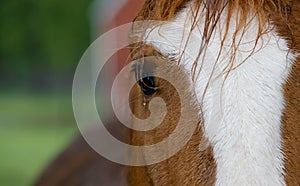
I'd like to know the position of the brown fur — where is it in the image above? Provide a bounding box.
[129,47,216,185]
[270,1,300,185]
[130,0,300,185]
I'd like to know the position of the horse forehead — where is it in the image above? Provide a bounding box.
[139,5,290,70]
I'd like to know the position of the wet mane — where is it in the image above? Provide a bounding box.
[135,0,291,23]
[133,0,292,73]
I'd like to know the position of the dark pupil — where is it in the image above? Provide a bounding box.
[138,76,156,96]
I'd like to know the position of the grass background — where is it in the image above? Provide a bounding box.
[0,1,118,185]
[0,92,78,186]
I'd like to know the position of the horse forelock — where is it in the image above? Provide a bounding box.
[131,0,293,78]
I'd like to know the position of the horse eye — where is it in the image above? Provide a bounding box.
[132,59,157,96]
[138,76,156,96]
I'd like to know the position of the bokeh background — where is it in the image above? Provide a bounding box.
[0,0,123,185]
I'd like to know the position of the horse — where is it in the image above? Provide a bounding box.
[36,0,300,185]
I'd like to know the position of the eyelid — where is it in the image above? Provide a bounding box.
[132,60,145,80]
[132,58,157,82]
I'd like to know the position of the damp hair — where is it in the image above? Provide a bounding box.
[133,0,292,73]
[130,0,293,127]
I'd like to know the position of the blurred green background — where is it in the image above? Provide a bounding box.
[0,0,94,185]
